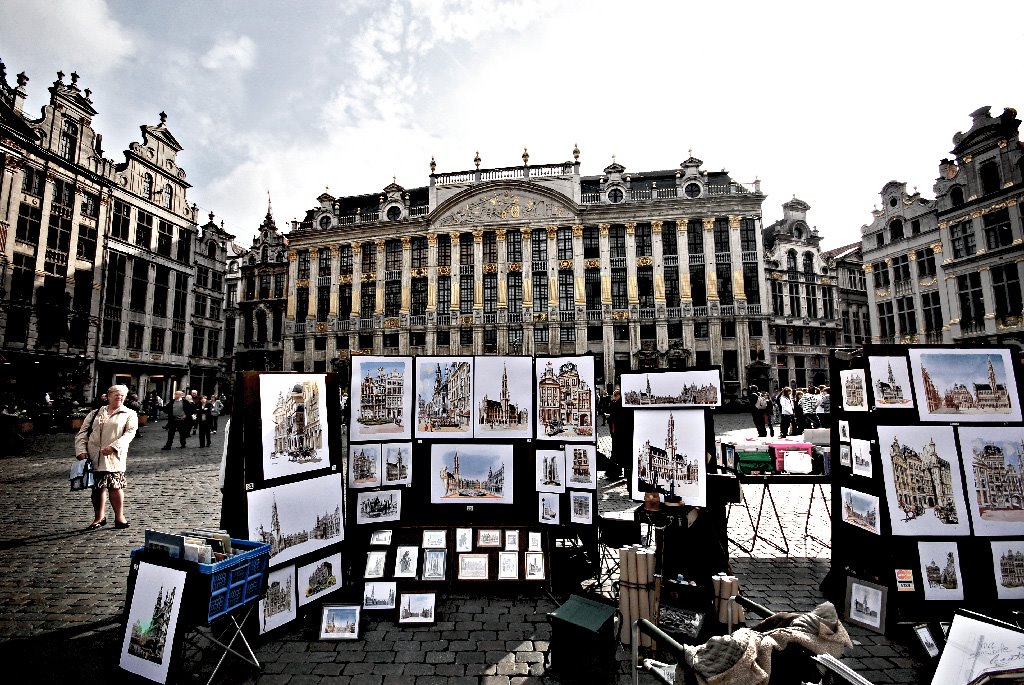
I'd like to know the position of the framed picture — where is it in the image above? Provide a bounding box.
[297,552,342,607]
[362,581,396,610]
[504,530,520,551]
[918,541,964,601]
[868,355,915,410]
[877,425,970,536]
[369,530,393,546]
[458,553,489,580]
[422,529,447,549]
[837,419,850,444]
[260,565,297,634]
[498,551,519,579]
[430,443,514,505]
[319,604,360,640]
[535,356,595,441]
[415,357,474,439]
[840,487,881,535]
[380,442,413,487]
[355,489,401,524]
[844,576,886,633]
[838,444,852,468]
[913,623,941,658]
[632,409,707,506]
[958,426,1024,535]
[477,529,502,547]
[525,552,545,580]
[120,562,188,684]
[350,356,413,441]
[393,545,419,578]
[539,493,560,525]
[348,443,382,489]
[536,449,566,494]
[839,369,869,412]
[219,418,231,490]
[565,444,598,490]
[455,528,473,552]
[528,532,542,551]
[398,593,436,624]
[991,540,1024,599]
[364,550,387,579]
[422,549,446,580]
[248,473,344,566]
[569,491,593,525]
[909,348,1022,423]
[850,438,873,478]
[472,356,533,438]
[259,374,331,481]
[620,370,722,408]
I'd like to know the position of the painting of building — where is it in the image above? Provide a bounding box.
[536,449,564,493]
[358,365,406,427]
[474,357,531,437]
[841,488,880,535]
[888,436,957,522]
[119,563,187,683]
[992,541,1024,600]
[535,357,594,440]
[960,427,1024,535]
[416,358,473,437]
[383,443,412,485]
[632,409,706,506]
[621,371,721,407]
[128,584,177,664]
[567,445,597,489]
[431,444,512,504]
[868,356,913,408]
[840,369,867,411]
[298,552,342,607]
[356,490,401,522]
[349,444,380,488]
[918,541,964,601]
[261,374,330,480]
[910,349,1020,422]
[248,474,345,566]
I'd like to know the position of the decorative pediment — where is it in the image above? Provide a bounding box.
[434,186,574,228]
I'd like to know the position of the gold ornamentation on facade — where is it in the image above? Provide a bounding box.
[899,335,919,344]
[296,278,309,288]
[931,242,943,254]
[919,277,937,287]
[612,310,630,321]
[339,275,353,285]
[998,139,1009,149]
[411,268,426,278]
[449,231,461,242]
[522,228,532,239]
[637,256,654,267]
[496,229,506,240]
[998,315,1023,329]
[883,257,892,266]
[546,225,558,239]
[703,218,715,231]
[507,262,522,272]
[875,289,891,298]
[484,263,497,273]
[460,315,475,325]
[967,194,978,202]
[401,237,411,249]
[584,259,600,270]
[361,273,376,282]
[438,266,451,276]
[985,312,996,319]
[625,222,636,235]
[288,250,297,261]
[534,312,547,323]
[963,155,972,163]
[598,223,609,236]
[316,322,328,333]
[559,259,573,271]
[329,245,339,256]
[375,239,385,250]
[769,272,785,279]
[908,251,917,261]
[384,317,401,328]
[426,233,437,247]
[472,229,483,243]
[728,215,741,229]
[651,220,663,234]
[572,224,583,238]
[351,243,362,255]
[819,276,833,285]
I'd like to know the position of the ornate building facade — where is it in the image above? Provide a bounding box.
[823,242,870,348]
[234,204,289,372]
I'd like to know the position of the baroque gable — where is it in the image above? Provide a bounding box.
[433,185,575,228]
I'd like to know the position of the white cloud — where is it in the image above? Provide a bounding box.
[200,35,257,71]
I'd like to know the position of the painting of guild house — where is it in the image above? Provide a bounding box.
[636,412,700,495]
[537,360,593,438]
[918,354,1013,414]
[925,553,959,589]
[971,440,1024,513]
[306,560,336,597]
[569,447,593,485]
[359,365,406,427]
[264,574,293,623]
[844,372,865,407]
[843,489,878,532]
[478,363,528,429]
[351,446,379,485]
[1000,548,1024,588]
[385,445,410,483]
[888,435,958,523]
[418,360,472,431]
[271,380,324,462]
[128,585,176,663]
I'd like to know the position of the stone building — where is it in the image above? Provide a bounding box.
[862,107,1024,348]
[234,203,289,372]
[823,242,870,348]
[281,150,768,399]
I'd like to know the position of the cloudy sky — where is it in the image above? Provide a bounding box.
[2,0,1021,249]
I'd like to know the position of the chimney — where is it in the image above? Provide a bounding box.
[938,158,957,180]
[13,71,28,114]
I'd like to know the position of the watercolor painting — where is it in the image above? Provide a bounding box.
[355,489,402,524]
[850,438,873,478]
[844,576,886,633]
[472,356,533,438]
[398,593,435,624]
[535,356,595,441]
[839,369,869,412]
[260,565,296,634]
[380,442,413,486]
[348,443,381,489]
[350,356,412,441]
[991,540,1024,600]
[536,449,565,494]
[909,348,1021,422]
[620,370,721,408]
[631,409,707,506]
[841,487,881,535]
[248,473,344,566]
[917,541,964,601]
[297,552,342,607]
[260,374,330,481]
[362,581,396,609]
[868,356,915,409]
[422,550,446,580]
[565,444,598,490]
[415,356,474,439]
[393,546,419,578]
[430,444,514,505]
[120,562,187,684]
[319,605,360,640]
[539,493,560,525]
[958,426,1024,536]
[569,491,593,525]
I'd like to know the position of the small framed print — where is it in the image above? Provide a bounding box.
[422,549,446,580]
[569,491,593,525]
[505,530,520,551]
[528,531,542,551]
[455,528,473,552]
[362,581,396,609]
[393,545,419,578]
[477,529,501,547]
[498,551,519,579]
[838,444,852,468]
[369,530,393,546]
[844,576,887,634]
[525,552,545,580]
[349,443,382,488]
[539,493,560,524]
[319,604,360,640]
[837,419,850,444]
[422,529,447,549]
[398,592,436,625]
[913,623,941,659]
[364,550,387,579]
[458,553,489,580]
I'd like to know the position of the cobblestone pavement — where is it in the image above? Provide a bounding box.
[0,413,928,684]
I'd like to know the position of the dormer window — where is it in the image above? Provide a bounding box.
[607,187,624,203]
[58,120,78,161]
[163,183,173,210]
[786,250,797,272]
[802,253,814,274]
[950,185,965,207]
[889,218,904,242]
[142,173,153,200]
[979,160,1001,195]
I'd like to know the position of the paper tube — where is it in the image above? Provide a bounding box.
[618,547,632,643]
[636,550,652,648]
[732,576,745,625]
[626,546,640,646]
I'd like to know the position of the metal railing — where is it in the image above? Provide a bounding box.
[663,254,678,267]
[742,250,757,263]
[689,254,705,265]
[610,257,627,269]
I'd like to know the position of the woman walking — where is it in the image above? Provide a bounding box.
[778,387,796,438]
[75,384,139,529]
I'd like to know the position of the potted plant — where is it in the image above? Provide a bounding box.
[137,411,149,426]
[70,411,87,431]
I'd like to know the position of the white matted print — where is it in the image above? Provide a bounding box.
[958,426,1024,535]
[837,419,850,444]
[565,444,598,490]
[535,356,595,441]
[839,444,852,468]
[120,561,187,684]
[473,356,533,438]
[416,357,474,439]
[369,530,392,545]
[632,409,707,506]
[260,374,330,480]
[918,541,964,601]
[868,356,915,409]
[422,550,446,580]
[422,529,447,549]
[381,442,413,486]
[498,552,519,579]
[458,554,489,580]
[356,489,402,524]
[620,370,721,408]
[297,552,342,607]
[569,491,594,525]
[991,540,1024,600]
[248,473,344,566]
[261,565,296,634]
[364,550,387,579]
[528,532,542,551]
[398,593,435,624]
[362,581,396,609]
[536,449,565,494]
[348,443,381,488]
[525,552,545,580]
[455,528,473,552]
[877,425,970,536]
[350,356,412,441]
[844,576,886,633]
[431,443,514,504]
[839,369,868,412]
[394,546,419,578]
[505,530,520,551]
[841,487,881,535]
[909,348,1022,423]
[850,438,873,478]
[539,493,560,524]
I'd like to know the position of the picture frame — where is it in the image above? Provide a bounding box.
[536,448,566,494]
[355,489,401,524]
[415,356,474,439]
[909,348,1022,423]
[838,444,852,468]
[350,356,413,441]
[991,540,1024,599]
[393,545,419,578]
[843,576,886,633]
[504,530,520,551]
[422,529,447,549]
[369,529,393,546]
[248,473,344,566]
[850,438,873,479]
[837,419,850,444]
[260,565,297,634]
[458,553,490,580]
[472,356,534,439]
[455,528,473,552]
[620,370,722,408]
[958,426,1024,536]
[913,623,941,658]
[535,356,596,441]
[525,551,545,580]
[632,409,707,506]
[422,549,447,581]
[362,581,397,610]
[120,561,188,684]
[380,442,413,486]
[528,531,542,551]
[348,443,382,489]
[868,355,915,410]
[398,593,436,624]
[569,491,593,525]
[538,493,560,525]
[430,443,515,505]
[840,487,881,535]
[498,551,519,579]
[364,550,387,579]
[319,604,360,640]
[259,373,331,481]
[918,541,964,601]
[839,369,869,412]
[297,552,342,607]
[477,529,502,547]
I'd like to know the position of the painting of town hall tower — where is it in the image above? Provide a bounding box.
[416,357,474,439]
[260,374,330,480]
[909,348,1021,422]
[631,409,707,506]
[350,356,412,441]
[472,356,532,438]
[535,357,594,441]
[620,370,721,408]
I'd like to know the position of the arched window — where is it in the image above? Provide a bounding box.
[802,253,814,274]
[950,186,965,207]
[163,183,173,209]
[980,160,1001,195]
[786,250,797,272]
[889,218,904,242]
[142,173,153,200]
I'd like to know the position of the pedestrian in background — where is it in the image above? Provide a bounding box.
[162,390,195,449]
[607,388,632,481]
[75,384,138,530]
[778,387,796,438]
[210,395,223,433]
[189,389,200,435]
[196,395,213,448]
[748,385,771,437]
[816,386,831,427]
[800,387,820,430]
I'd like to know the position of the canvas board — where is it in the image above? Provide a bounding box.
[868,355,915,410]
[430,443,514,504]
[415,356,474,439]
[958,426,1024,536]
[362,581,396,609]
[120,561,187,684]
[364,550,387,579]
[525,552,545,579]
[319,605,360,640]
[850,438,873,478]
[380,442,413,486]
[535,356,596,441]
[565,444,598,490]
[536,449,566,493]
[932,612,1024,684]
[398,593,435,624]
[539,493,560,524]
[909,348,1022,423]
[844,576,886,633]
[394,545,419,578]
[260,565,296,634]
[918,541,964,601]
[355,489,402,524]
[350,356,412,441]
[260,374,331,480]
[297,551,342,607]
[620,370,722,408]
[569,491,594,525]
[839,369,869,412]
[422,550,446,580]
[348,443,381,489]
[991,540,1024,600]
[840,487,881,535]
[631,409,707,506]
[877,425,970,536]
[455,528,473,552]
[498,552,519,579]
[472,356,533,438]
[248,473,344,566]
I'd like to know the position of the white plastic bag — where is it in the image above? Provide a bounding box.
[69,458,95,491]
[783,450,812,474]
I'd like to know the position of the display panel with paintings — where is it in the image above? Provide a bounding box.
[120,562,187,684]
[840,487,881,535]
[565,444,597,490]
[620,370,721,408]
[918,541,964,601]
[415,356,474,439]
[991,540,1024,600]
[957,426,1024,536]
[472,356,533,438]
[844,576,886,633]
[355,489,402,524]
[260,373,330,481]
[839,369,869,412]
[319,605,360,640]
[260,565,297,634]
[868,356,915,410]
[398,593,436,624]
[362,581,396,609]
[631,409,707,506]
[297,552,342,607]
[535,356,595,441]
[381,442,413,486]
[350,356,412,441]
[877,425,970,536]
[535,449,565,494]
[430,444,514,505]
[348,443,381,489]
[248,473,344,566]
[908,348,1022,423]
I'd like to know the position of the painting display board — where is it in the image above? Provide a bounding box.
[829,345,1024,632]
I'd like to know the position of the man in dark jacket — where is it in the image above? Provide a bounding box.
[162,390,196,449]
